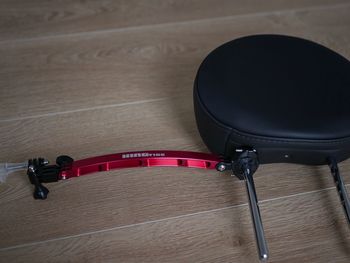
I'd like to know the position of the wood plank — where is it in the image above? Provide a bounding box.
[1,3,350,120]
[0,97,350,247]
[1,186,349,262]
[0,0,347,41]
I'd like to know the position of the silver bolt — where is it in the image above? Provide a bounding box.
[217,163,226,172]
[28,165,35,173]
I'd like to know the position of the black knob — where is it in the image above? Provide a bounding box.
[33,184,49,200]
[56,155,74,167]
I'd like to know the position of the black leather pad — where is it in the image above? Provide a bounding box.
[194,35,350,164]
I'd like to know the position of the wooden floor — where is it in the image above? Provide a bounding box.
[1,1,350,262]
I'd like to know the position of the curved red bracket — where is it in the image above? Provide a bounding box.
[60,151,222,180]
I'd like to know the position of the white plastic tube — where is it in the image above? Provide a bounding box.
[0,162,28,183]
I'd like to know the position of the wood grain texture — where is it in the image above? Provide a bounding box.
[1,1,350,262]
[0,0,347,41]
[1,187,350,263]
[1,3,350,120]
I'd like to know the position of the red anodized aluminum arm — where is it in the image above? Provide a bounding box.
[59,150,222,180]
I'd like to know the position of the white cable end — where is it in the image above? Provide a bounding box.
[0,162,28,183]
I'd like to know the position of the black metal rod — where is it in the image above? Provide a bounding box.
[243,168,269,262]
[329,159,350,225]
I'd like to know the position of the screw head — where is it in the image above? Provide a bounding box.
[216,163,226,172]
[28,165,35,173]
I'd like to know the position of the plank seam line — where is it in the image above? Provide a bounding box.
[0,97,168,123]
[0,2,349,45]
[0,183,346,252]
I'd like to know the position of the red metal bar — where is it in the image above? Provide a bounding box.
[59,151,221,180]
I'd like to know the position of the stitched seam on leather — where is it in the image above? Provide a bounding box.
[194,80,233,155]
[194,80,232,132]
[194,73,350,146]
[230,129,350,145]
[197,98,350,145]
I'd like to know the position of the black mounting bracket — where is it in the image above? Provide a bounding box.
[27,156,73,200]
[215,148,259,180]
